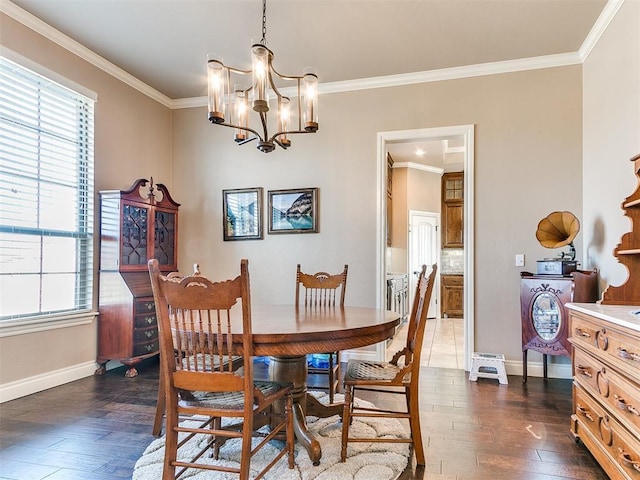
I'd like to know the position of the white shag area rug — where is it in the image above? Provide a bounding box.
[133,391,410,480]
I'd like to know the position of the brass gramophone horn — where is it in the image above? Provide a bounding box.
[535,211,580,260]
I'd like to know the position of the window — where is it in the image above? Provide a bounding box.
[0,56,95,322]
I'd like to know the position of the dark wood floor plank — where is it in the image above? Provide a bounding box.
[0,358,608,480]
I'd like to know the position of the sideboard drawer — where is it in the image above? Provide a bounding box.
[575,348,640,435]
[570,311,608,351]
[573,384,640,479]
[571,310,640,379]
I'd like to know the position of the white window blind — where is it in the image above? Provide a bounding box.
[0,56,95,321]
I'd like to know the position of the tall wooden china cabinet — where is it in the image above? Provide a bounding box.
[95,178,179,377]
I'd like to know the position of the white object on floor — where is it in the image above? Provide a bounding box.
[469,352,508,384]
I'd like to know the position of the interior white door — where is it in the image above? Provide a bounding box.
[408,211,439,318]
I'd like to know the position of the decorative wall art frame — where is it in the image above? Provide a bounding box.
[268,187,318,234]
[222,187,263,241]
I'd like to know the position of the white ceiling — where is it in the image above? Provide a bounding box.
[5,0,609,164]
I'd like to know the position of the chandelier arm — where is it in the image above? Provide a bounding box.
[274,138,290,150]
[216,121,264,143]
[226,66,252,76]
[269,128,313,143]
[258,111,269,140]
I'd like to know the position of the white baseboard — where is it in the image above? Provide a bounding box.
[0,361,97,403]
[504,358,572,380]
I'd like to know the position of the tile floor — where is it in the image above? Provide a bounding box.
[388,316,465,369]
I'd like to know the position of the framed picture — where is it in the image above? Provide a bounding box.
[222,188,263,241]
[268,188,318,234]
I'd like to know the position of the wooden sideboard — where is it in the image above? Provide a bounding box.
[568,303,640,479]
[568,153,640,478]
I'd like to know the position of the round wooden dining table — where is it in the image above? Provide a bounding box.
[248,304,400,465]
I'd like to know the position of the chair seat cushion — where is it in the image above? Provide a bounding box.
[344,359,411,384]
[180,381,290,410]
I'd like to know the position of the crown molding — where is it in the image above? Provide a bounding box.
[2,0,624,110]
[579,0,626,62]
[393,162,444,175]
[0,0,174,108]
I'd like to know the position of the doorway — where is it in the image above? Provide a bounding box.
[375,125,475,371]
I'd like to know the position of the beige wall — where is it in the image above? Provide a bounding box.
[2,2,638,397]
[0,14,173,388]
[583,0,640,291]
[173,67,585,366]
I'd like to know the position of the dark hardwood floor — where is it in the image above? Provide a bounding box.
[0,357,607,480]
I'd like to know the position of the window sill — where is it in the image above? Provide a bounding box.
[0,311,98,338]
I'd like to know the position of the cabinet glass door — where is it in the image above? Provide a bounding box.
[122,204,148,265]
[531,292,562,341]
[154,210,176,266]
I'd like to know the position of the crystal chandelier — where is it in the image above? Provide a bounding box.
[207,0,318,153]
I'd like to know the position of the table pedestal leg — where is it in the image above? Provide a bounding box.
[268,355,322,465]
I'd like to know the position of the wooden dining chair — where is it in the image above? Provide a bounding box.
[148,258,294,480]
[340,263,437,466]
[151,264,243,436]
[296,263,348,403]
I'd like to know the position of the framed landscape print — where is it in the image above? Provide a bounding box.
[268,188,318,234]
[222,188,263,240]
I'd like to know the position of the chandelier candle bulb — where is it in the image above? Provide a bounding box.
[303,68,318,132]
[233,85,248,142]
[251,44,270,113]
[278,96,291,147]
[207,55,225,124]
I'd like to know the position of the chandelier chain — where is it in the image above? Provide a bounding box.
[261,0,267,45]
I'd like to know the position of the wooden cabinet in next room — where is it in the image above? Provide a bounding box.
[442,172,464,248]
[95,178,180,377]
[441,274,464,318]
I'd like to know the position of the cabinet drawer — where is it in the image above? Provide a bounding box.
[134,312,157,328]
[133,339,159,356]
[574,348,640,436]
[442,274,463,286]
[571,311,640,381]
[134,325,158,343]
[135,299,155,314]
[573,384,640,479]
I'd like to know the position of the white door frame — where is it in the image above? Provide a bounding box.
[376,125,475,371]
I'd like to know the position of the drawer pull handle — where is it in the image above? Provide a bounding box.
[618,347,640,362]
[596,369,610,397]
[596,329,609,350]
[576,365,592,378]
[618,449,640,471]
[576,404,594,422]
[575,328,591,338]
[614,395,640,417]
